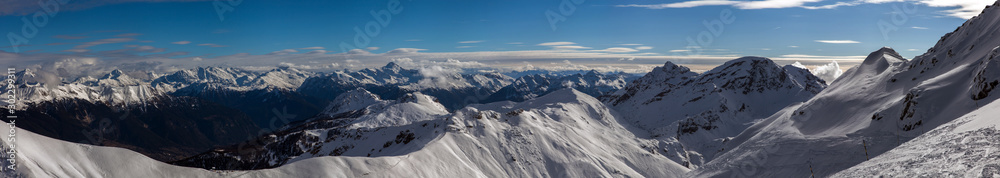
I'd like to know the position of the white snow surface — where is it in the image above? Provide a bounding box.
[689,1,1000,177]
[2,89,690,177]
[833,98,1000,177]
[603,57,825,168]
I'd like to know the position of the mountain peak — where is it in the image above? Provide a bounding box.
[382,62,403,72]
[103,69,126,79]
[656,61,692,75]
[703,56,781,75]
[858,47,906,74]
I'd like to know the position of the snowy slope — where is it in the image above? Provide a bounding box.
[602,57,825,168]
[689,1,1000,177]
[6,89,690,177]
[833,98,1000,177]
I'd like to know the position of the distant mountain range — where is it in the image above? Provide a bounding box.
[1,61,638,162]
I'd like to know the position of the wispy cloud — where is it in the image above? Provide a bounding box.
[458,41,484,44]
[267,49,299,55]
[778,54,866,60]
[75,38,135,49]
[538,42,576,46]
[911,26,928,29]
[552,46,591,49]
[456,46,475,48]
[591,47,638,53]
[617,0,993,19]
[115,33,142,37]
[387,48,427,54]
[0,0,215,16]
[921,0,995,19]
[171,41,191,45]
[617,0,821,9]
[300,46,325,50]
[815,40,860,44]
[53,35,88,40]
[62,49,91,53]
[197,43,227,47]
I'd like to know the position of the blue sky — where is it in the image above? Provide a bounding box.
[0,0,994,74]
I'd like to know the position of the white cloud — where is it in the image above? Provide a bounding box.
[636,46,654,50]
[62,49,90,53]
[387,48,427,54]
[300,46,325,50]
[267,49,299,55]
[790,61,807,69]
[790,60,844,83]
[907,49,919,51]
[192,57,203,61]
[75,38,135,49]
[171,41,191,45]
[197,43,227,47]
[458,41,485,44]
[789,46,800,48]
[815,40,861,44]
[366,47,380,51]
[347,49,371,55]
[619,44,644,46]
[617,0,823,9]
[538,42,577,46]
[616,0,740,9]
[776,54,867,61]
[306,50,329,54]
[911,26,928,29]
[507,42,524,45]
[552,45,591,49]
[920,0,995,19]
[619,57,636,61]
[737,0,823,9]
[669,49,692,53]
[592,47,638,53]
[618,0,993,19]
[410,65,470,90]
[456,46,475,48]
[811,60,843,83]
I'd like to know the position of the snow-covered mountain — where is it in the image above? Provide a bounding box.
[483,70,638,103]
[833,98,1000,177]
[601,57,826,168]
[296,62,513,109]
[689,1,1000,177]
[5,88,691,177]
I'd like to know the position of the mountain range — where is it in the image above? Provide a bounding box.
[3,0,1000,177]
